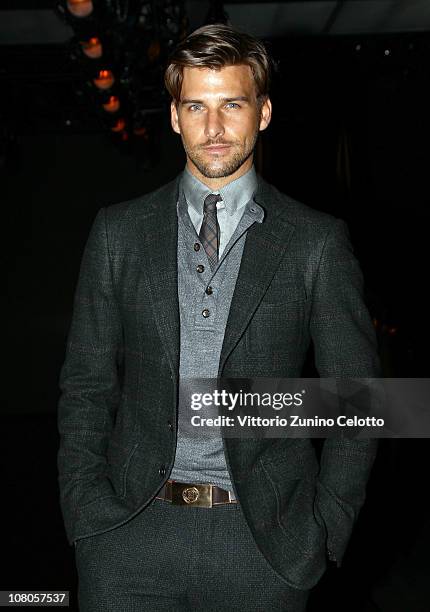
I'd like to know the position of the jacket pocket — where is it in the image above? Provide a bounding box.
[107,441,139,498]
[259,457,325,554]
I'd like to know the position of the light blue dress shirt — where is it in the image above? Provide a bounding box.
[181,165,258,257]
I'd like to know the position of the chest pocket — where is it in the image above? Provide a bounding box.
[245,283,306,356]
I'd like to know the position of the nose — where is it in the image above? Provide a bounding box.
[204,109,225,140]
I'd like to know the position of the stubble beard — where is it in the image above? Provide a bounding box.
[182,126,260,179]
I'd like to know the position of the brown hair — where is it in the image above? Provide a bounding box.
[164,23,271,104]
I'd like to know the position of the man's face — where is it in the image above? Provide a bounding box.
[171,64,271,183]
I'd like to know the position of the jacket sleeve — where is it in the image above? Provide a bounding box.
[309,218,380,568]
[57,207,123,545]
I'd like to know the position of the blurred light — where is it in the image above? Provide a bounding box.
[372,318,379,327]
[355,43,361,52]
[133,126,147,136]
[67,0,94,18]
[80,37,102,59]
[111,118,126,132]
[93,69,115,90]
[121,131,129,142]
[103,96,120,113]
[388,327,398,336]
[384,49,391,56]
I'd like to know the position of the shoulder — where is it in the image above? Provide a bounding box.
[85,176,180,254]
[102,176,180,225]
[89,176,181,250]
[257,177,342,234]
[256,178,353,269]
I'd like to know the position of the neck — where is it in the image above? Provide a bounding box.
[186,156,254,190]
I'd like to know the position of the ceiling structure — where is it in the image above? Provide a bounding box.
[0,0,429,44]
[0,1,428,148]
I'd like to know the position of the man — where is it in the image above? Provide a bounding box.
[57,24,380,611]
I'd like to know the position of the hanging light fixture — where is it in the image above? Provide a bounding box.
[62,0,187,156]
[103,96,121,113]
[67,0,94,18]
[93,69,115,90]
[80,37,102,59]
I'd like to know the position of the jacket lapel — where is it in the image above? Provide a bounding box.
[136,172,296,380]
[218,176,296,374]
[137,176,181,380]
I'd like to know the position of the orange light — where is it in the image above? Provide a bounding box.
[121,131,129,142]
[67,0,93,18]
[93,69,115,90]
[133,126,147,137]
[80,37,102,59]
[111,118,126,132]
[103,96,120,113]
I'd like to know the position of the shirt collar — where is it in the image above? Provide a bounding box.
[181,165,258,217]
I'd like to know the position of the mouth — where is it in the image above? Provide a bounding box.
[202,144,232,154]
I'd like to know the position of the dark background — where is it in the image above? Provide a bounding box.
[3,1,430,610]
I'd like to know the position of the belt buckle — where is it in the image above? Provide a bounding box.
[171,482,213,507]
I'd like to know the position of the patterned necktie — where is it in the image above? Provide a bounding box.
[199,193,222,271]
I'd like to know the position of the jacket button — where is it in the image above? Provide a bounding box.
[205,286,213,295]
[196,264,205,273]
[202,308,210,318]
[159,466,166,477]
[194,243,201,251]
[167,421,173,431]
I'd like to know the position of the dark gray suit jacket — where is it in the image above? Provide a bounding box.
[57,173,380,590]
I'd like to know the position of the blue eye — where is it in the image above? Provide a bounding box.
[189,104,202,112]
[226,102,240,109]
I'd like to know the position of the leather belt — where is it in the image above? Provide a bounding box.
[156,479,237,507]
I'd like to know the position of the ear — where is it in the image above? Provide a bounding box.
[258,97,272,132]
[171,100,181,135]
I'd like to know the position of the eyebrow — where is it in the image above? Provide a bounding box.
[180,96,250,105]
